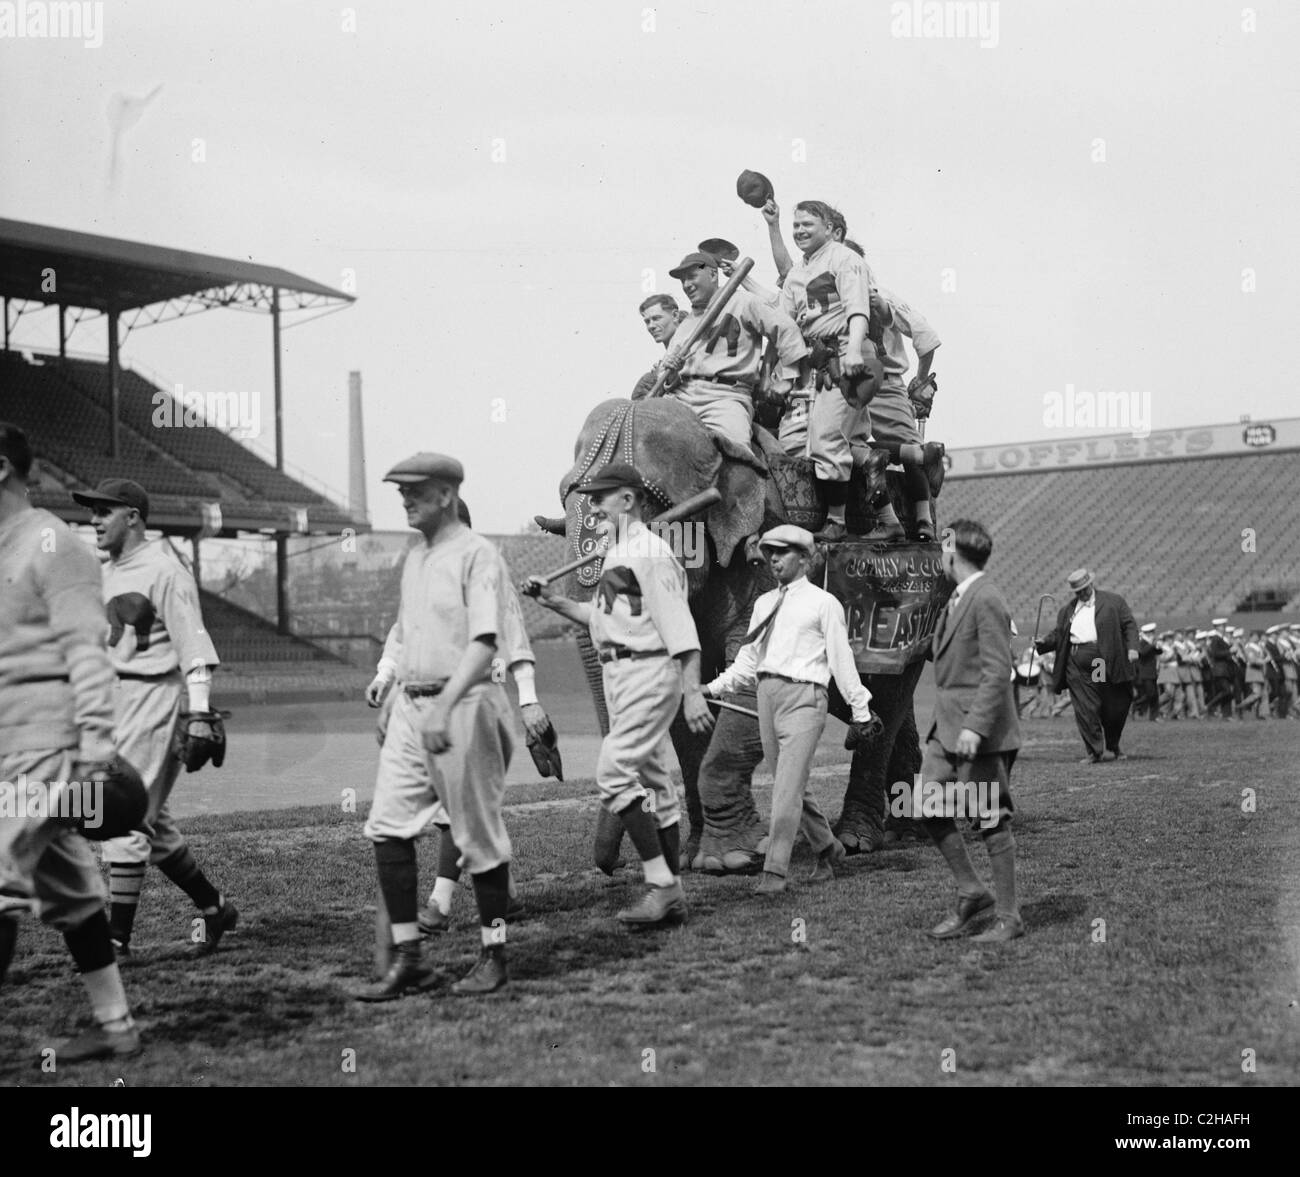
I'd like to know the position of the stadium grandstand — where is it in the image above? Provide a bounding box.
[940,417,1300,634]
[0,218,373,702]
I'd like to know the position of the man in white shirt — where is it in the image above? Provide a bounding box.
[704,525,878,895]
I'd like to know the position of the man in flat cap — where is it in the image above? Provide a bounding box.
[1035,569,1138,763]
[73,477,235,962]
[360,452,516,997]
[525,462,714,928]
[703,525,876,894]
[659,251,809,449]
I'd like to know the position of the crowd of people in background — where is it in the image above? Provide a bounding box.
[1015,618,1299,723]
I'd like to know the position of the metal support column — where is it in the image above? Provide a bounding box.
[276,535,290,636]
[272,286,284,470]
[58,304,67,358]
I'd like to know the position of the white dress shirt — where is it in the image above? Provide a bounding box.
[946,569,984,616]
[1069,595,1097,643]
[706,576,873,721]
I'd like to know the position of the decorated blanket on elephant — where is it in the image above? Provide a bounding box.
[560,398,771,582]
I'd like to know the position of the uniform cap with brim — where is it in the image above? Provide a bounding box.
[698,238,739,262]
[1265,625,1282,634]
[1212,617,1229,625]
[72,478,150,522]
[669,251,719,279]
[1140,623,1157,633]
[383,453,464,484]
[1066,568,1094,591]
[758,524,815,556]
[575,462,645,495]
[736,169,775,209]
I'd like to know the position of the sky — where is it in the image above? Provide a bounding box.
[2,0,1296,533]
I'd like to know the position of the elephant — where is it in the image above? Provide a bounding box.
[542,396,944,872]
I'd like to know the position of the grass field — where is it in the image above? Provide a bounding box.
[4,715,1299,1086]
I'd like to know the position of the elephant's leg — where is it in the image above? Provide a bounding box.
[883,695,924,842]
[831,659,925,853]
[695,694,767,872]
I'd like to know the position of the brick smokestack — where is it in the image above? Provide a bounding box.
[348,371,368,519]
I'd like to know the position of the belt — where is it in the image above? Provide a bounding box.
[1070,641,1098,651]
[26,675,70,684]
[118,669,181,681]
[404,680,447,698]
[678,374,751,390]
[598,646,668,664]
[758,672,819,686]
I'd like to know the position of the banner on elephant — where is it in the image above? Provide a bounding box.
[822,541,953,675]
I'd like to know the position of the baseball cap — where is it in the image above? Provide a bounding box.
[1140,623,1156,633]
[383,453,464,485]
[736,169,775,209]
[72,478,150,522]
[575,462,645,496]
[698,238,739,262]
[758,524,815,556]
[669,251,719,279]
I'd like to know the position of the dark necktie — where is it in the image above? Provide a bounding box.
[744,586,788,647]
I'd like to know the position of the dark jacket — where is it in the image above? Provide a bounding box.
[927,575,1021,755]
[1037,588,1138,693]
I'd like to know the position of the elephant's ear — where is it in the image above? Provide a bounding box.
[708,459,767,568]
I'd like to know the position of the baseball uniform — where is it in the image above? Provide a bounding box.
[0,509,116,930]
[589,521,700,828]
[666,290,808,447]
[870,289,941,448]
[779,240,876,481]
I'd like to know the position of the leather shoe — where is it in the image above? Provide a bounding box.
[189,900,238,957]
[807,839,846,883]
[755,872,787,895]
[616,881,687,927]
[862,518,907,543]
[356,940,431,1001]
[971,913,1025,943]
[814,519,848,544]
[451,946,508,995]
[927,891,995,939]
[56,1020,143,1063]
[1078,755,1102,765]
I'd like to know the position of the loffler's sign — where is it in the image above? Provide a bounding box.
[946,418,1300,479]
[824,541,953,675]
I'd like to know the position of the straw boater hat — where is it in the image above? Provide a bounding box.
[1066,568,1094,591]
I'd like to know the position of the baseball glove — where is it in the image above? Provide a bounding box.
[844,714,885,751]
[69,755,148,841]
[174,711,227,772]
[908,373,938,421]
[526,718,564,781]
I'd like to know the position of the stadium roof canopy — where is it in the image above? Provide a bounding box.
[0,217,353,328]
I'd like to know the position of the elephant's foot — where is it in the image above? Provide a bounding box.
[533,514,566,536]
[834,809,885,855]
[697,816,766,874]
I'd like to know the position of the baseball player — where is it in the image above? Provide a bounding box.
[525,462,714,928]
[779,200,906,543]
[632,294,685,400]
[72,478,235,958]
[408,498,554,935]
[0,424,143,1060]
[360,453,515,998]
[702,525,878,894]
[659,251,809,448]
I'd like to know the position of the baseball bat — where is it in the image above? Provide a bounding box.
[529,487,722,586]
[647,257,756,399]
[705,697,759,720]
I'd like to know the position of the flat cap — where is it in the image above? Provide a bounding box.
[72,478,150,522]
[383,453,464,484]
[759,524,815,555]
[736,169,775,209]
[698,237,739,262]
[576,462,645,495]
[1066,568,1094,591]
[669,251,719,279]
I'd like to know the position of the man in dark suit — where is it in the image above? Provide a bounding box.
[918,519,1023,943]
[1035,568,1138,763]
